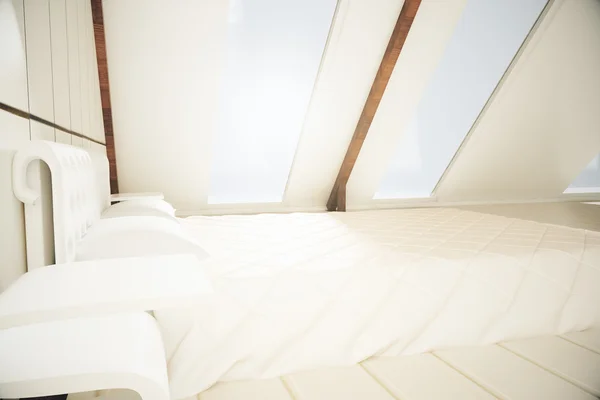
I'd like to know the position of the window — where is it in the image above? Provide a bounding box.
[374,0,548,199]
[564,154,600,194]
[208,0,336,204]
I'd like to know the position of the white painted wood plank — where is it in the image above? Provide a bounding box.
[76,0,90,136]
[55,130,72,144]
[0,111,30,291]
[562,329,600,354]
[0,0,29,110]
[65,0,81,132]
[283,365,395,400]
[71,135,83,147]
[30,121,55,142]
[24,0,55,121]
[502,336,600,396]
[435,345,596,400]
[90,141,107,156]
[49,0,70,128]
[363,353,495,399]
[199,378,292,400]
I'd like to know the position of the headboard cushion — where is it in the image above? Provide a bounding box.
[12,141,110,267]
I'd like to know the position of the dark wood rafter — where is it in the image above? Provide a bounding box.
[90,0,119,194]
[327,0,422,211]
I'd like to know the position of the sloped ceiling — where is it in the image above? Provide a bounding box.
[102,0,409,212]
[102,0,600,213]
[346,0,468,206]
[436,0,600,202]
[102,0,229,211]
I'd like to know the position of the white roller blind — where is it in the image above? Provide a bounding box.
[208,0,336,204]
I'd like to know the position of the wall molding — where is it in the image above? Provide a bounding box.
[0,101,106,146]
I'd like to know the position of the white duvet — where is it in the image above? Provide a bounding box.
[154,208,600,399]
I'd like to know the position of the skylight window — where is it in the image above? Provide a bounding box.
[564,154,600,194]
[208,0,336,204]
[374,0,548,200]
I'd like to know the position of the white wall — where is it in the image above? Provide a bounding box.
[0,111,29,292]
[0,0,106,290]
[0,0,28,110]
[0,0,30,291]
[436,0,600,202]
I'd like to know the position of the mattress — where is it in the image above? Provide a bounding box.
[155,208,600,399]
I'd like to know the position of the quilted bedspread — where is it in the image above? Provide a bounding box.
[155,208,600,399]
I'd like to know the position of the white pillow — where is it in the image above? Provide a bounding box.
[102,199,177,221]
[76,217,208,262]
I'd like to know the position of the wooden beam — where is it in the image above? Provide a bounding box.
[327,0,422,211]
[91,0,119,194]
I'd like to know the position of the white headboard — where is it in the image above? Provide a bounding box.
[12,141,110,268]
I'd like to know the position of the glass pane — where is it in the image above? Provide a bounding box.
[208,0,336,204]
[375,0,548,200]
[564,154,600,193]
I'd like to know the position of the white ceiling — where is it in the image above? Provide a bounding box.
[102,0,600,214]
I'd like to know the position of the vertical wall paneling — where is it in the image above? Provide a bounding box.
[0,110,29,291]
[71,135,83,147]
[2,0,108,286]
[66,0,81,132]
[0,0,29,110]
[77,0,90,136]
[49,0,70,129]
[29,119,56,141]
[55,130,72,144]
[23,0,55,123]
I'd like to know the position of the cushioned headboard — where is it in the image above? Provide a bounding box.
[12,141,110,268]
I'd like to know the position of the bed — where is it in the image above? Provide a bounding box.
[12,141,600,399]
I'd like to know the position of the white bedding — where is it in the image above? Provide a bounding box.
[154,208,600,399]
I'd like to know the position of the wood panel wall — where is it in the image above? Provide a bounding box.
[0,0,108,290]
[0,0,106,147]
